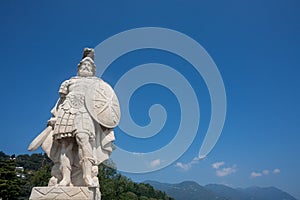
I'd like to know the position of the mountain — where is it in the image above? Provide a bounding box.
[206,184,297,200]
[205,184,250,200]
[237,186,297,200]
[145,180,226,200]
[146,181,298,200]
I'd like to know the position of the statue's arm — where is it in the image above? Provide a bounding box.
[47,79,71,128]
[59,79,70,96]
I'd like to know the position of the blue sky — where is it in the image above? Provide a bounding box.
[0,0,299,199]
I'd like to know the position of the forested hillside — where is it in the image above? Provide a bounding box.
[0,151,173,200]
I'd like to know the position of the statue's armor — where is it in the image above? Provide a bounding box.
[53,77,97,140]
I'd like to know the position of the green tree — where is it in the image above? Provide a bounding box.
[0,157,22,200]
[30,164,51,186]
[16,153,52,171]
[0,151,9,160]
[98,163,174,200]
[120,191,138,200]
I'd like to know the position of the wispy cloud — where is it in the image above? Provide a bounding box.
[251,172,263,178]
[175,162,191,171]
[250,168,280,178]
[149,159,161,168]
[262,170,270,175]
[216,165,237,177]
[175,157,203,171]
[212,161,225,169]
[211,161,237,177]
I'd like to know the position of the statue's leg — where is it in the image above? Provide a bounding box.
[76,132,94,186]
[48,162,61,186]
[48,140,62,186]
[59,139,74,186]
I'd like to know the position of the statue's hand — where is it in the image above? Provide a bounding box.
[47,118,56,128]
[103,127,114,135]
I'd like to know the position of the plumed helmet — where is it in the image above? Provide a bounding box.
[78,48,96,73]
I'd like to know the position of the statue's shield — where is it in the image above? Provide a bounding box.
[85,79,120,128]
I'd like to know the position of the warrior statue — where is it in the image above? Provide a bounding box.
[28,48,120,189]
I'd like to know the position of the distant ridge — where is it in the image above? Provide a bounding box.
[145,180,298,200]
[145,180,225,200]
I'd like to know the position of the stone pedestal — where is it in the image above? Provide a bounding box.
[29,186,101,200]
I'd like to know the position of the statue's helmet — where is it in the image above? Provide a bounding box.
[77,48,96,74]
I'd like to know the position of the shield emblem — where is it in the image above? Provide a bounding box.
[85,79,120,128]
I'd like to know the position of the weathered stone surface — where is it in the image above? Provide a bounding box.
[29,186,100,200]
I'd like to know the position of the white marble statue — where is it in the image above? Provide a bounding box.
[28,48,120,189]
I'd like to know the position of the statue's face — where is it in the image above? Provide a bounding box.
[78,61,94,77]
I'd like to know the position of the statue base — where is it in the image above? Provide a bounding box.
[29,186,101,200]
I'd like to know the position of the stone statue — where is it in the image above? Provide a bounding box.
[28,48,120,199]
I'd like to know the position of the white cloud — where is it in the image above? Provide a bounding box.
[175,157,203,171]
[262,170,269,175]
[216,165,237,177]
[175,162,191,171]
[149,159,161,168]
[251,172,263,178]
[250,168,280,178]
[192,157,202,162]
[211,162,237,177]
[212,161,225,169]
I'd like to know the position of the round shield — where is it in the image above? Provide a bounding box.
[85,79,120,128]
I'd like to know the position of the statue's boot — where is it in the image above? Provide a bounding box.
[82,158,94,187]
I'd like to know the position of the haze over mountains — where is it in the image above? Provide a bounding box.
[145,180,298,200]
